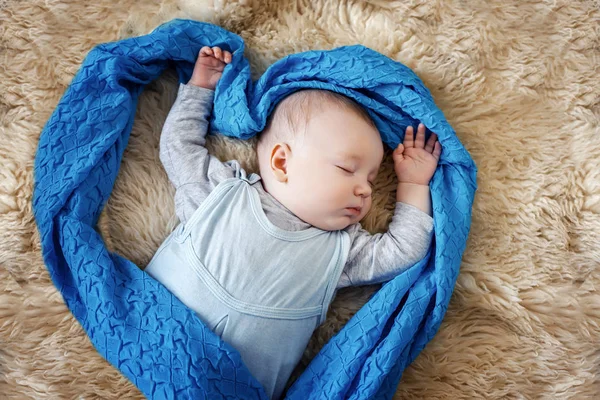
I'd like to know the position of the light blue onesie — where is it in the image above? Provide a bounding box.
[145,83,434,399]
[145,166,350,398]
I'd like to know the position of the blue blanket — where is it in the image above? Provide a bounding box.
[33,19,476,399]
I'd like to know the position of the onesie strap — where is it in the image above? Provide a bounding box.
[226,159,262,185]
[240,171,261,185]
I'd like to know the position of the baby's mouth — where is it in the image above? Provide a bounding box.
[345,207,362,216]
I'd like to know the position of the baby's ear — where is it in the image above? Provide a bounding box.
[270,143,290,182]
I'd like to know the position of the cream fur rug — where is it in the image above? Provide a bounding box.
[1,0,599,398]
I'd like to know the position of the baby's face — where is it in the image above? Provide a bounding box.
[284,107,384,231]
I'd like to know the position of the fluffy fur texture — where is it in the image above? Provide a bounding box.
[1,0,599,398]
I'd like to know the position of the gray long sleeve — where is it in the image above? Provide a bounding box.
[161,83,434,289]
[160,84,235,224]
[337,203,434,288]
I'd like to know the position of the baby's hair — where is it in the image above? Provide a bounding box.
[256,89,376,150]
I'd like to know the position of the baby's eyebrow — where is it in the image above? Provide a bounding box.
[336,154,360,162]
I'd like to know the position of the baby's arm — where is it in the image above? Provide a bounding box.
[338,123,441,288]
[338,204,433,288]
[160,46,234,224]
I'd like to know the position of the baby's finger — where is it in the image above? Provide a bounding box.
[212,46,223,61]
[224,51,232,63]
[424,132,437,153]
[393,144,405,161]
[432,141,442,160]
[403,126,414,148]
[200,46,213,57]
[415,123,426,148]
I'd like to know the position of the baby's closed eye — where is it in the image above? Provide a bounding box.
[336,165,354,174]
[336,165,374,187]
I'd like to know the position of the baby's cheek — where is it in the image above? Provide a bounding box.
[363,199,373,215]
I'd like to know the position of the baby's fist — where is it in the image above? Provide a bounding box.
[188,46,232,90]
[393,124,441,186]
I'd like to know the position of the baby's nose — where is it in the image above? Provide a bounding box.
[355,182,372,197]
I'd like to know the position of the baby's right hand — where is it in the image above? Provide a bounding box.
[188,46,232,90]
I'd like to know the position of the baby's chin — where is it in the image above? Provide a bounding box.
[312,215,357,232]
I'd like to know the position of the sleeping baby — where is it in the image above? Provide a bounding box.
[145,46,441,399]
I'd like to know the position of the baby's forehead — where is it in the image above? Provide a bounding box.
[312,133,384,165]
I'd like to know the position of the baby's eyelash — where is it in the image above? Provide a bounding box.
[336,166,353,173]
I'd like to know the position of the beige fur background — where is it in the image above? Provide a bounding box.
[1,0,599,398]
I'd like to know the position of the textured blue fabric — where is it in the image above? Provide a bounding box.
[33,19,476,400]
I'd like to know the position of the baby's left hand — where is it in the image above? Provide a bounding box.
[393,123,442,186]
